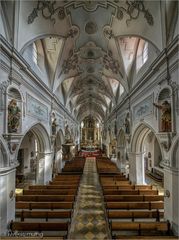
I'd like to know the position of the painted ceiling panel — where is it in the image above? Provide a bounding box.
[18,0,164,122]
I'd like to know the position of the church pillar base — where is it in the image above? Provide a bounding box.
[164,167,179,236]
[0,167,16,236]
[128,152,145,184]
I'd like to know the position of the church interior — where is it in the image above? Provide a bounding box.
[0,0,179,239]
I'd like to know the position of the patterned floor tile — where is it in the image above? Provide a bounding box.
[68,157,111,240]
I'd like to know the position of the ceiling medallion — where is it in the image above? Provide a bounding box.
[28,1,65,24]
[116,0,154,26]
[85,22,98,35]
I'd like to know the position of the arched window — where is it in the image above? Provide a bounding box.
[32,42,38,65]
[136,40,148,72]
[142,42,148,64]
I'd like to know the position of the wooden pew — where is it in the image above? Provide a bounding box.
[103,189,158,196]
[49,181,79,185]
[104,195,164,202]
[54,175,81,179]
[16,195,75,202]
[23,189,77,195]
[106,201,164,210]
[16,202,73,210]
[49,182,79,186]
[29,185,78,190]
[10,221,69,232]
[102,185,153,190]
[101,182,131,186]
[107,210,164,221]
[16,210,71,221]
[110,221,170,235]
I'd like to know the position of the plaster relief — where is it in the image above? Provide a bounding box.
[133,94,153,120]
[26,94,48,121]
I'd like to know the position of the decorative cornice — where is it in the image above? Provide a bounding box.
[28,1,65,24]
[27,0,154,27]
[114,0,154,26]
[103,50,120,75]
[62,50,78,74]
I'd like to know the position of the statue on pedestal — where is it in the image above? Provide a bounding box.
[65,125,72,143]
[153,100,171,132]
[52,118,58,135]
[8,99,21,133]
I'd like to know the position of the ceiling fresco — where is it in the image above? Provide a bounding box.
[19,0,160,122]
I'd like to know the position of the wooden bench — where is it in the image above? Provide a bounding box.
[55,175,81,179]
[23,189,77,195]
[52,178,80,182]
[103,189,158,196]
[107,210,164,221]
[49,181,79,185]
[101,181,131,186]
[49,182,79,186]
[16,202,73,210]
[106,201,164,210]
[10,221,69,232]
[29,185,78,190]
[104,195,164,202]
[16,195,75,202]
[110,221,170,235]
[102,185,153,190]
[16,210,71,221]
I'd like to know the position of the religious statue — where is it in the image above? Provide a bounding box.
[52,118,58,135]
[153,100,171,132]
[8,99,21,133]
[124,112,130,134]
[65,125,72,143]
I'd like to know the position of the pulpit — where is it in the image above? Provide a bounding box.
[62,143,75,161]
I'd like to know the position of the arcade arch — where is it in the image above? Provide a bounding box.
[130,123,163,184]
[16,123,51,186]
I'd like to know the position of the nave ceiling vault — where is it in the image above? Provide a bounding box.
[3,0,176,122]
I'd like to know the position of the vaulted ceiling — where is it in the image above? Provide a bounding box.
[2,0,176,123]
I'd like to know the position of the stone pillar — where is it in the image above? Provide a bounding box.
[129,152,145,184]
[164,167,179,236]
[117,146,125,173]
[44,152,53,184]
[0,167,16,236]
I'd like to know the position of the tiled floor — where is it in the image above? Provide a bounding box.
[68,157,111,240]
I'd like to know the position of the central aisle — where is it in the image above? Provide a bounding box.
[68,157,111,240]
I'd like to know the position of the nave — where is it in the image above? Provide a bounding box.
[3,155,178,240]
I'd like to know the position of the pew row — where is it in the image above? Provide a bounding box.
[107,210,164,221]
[16,202,73,210]
[10,221,69,237]
[110,221,170,235]
[16,195,75,202]
[16,210,71,221]
[104,195,164,202]
[106,201,164,210]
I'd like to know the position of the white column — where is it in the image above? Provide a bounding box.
[0,167,16,236]
[164,167,179,236]
[117,146,125,173]
[128,152,145,184]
